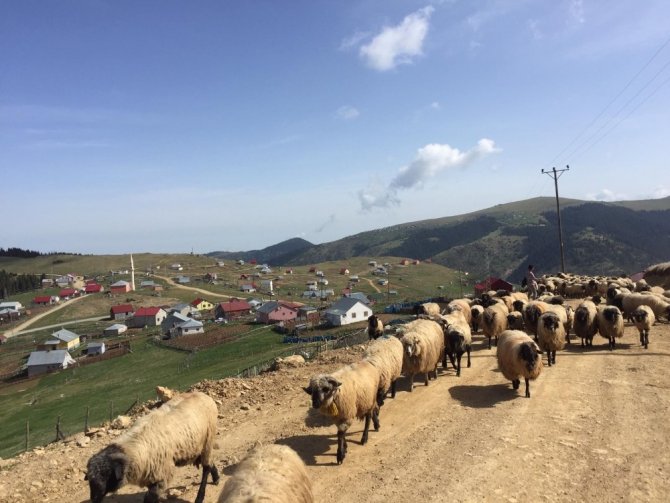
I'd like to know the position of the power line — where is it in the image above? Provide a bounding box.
[550,34,670,165]
[541,165,569,273]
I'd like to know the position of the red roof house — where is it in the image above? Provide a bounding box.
[214,299,252,320]
[85,283,103,294]
[110,304,135,320]
[59,288,78,299]
[129,306,167,328]
[33,296,55,305]
[474,277,514,295]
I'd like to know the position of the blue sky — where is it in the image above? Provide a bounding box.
[2,0,669,254]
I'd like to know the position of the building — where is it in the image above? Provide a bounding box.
[33,295,58,305]
[0,301,23,311]
[84,283,103,294]
[103,324,128,336]
[323,298,372,326]
[191,298,214,311]
[27,350,76,377]
[214,299,252,320]
[0,308,20,322]
[173,319,204,337]
[175,275,190,284]
[48,328,81,350]
[161,312,190,335]
[55,274,76,287]
[110,280,131,294]
[170,263,183,271]
[240,284,256,293]
[474,277,514,296]
[339,268,350,275]
[86,342,106,356]
[346,292,374,305]
[129,307,167,328]
[59,288,79,299]
[110,304,134,320]
[256,301,300,324]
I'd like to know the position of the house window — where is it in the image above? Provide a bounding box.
[351,312,356,319]
[364,311,369,317]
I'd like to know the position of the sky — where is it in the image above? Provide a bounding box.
[2,0,669,254]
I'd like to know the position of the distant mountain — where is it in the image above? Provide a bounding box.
[207,196,670,281]
[206,237,313,265]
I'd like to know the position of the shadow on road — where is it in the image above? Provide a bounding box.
[449,383,518,408]
[276,433,336,466]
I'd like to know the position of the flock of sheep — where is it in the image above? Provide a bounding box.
[83,268,670,503]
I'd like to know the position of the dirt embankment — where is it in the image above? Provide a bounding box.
[1,317,669,502]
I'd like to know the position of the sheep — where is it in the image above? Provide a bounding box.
[617,292,670,322]
[482,302,509,349]
[574,300,599,347]
[304,360,380,464]
[522,300,550,338]
[400,319,445,391]
[506,311,525,331]
[445,298,472,325]
[217,444,313,503]
[596,306,624,350]
[470,304,484,333]
[537,312,566,366]
[631,305,655,349]
[439,311,472,376]
[363,334,404,404]
[367,314,384,340]
[415,301,441,318]
[496,330,543,398]
[85,391,219,503]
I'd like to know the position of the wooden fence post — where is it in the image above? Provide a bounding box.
[84,406,90,432]
[25,420,29,452]
[56,415,61,441]
[109,400,114,422]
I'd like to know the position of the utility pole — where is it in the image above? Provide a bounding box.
[541,165,570,273]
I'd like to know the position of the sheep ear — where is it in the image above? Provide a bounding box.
[84,472,88,481]
[327,377,341,389]
[303,386,312,395]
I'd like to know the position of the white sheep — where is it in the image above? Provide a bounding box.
[304,360,380,464]
[482,302,509,349]
[400,319,445,391]
[415,301,441,318]
[217,444,313,503]
[470,304,484,333]
[596,305,624,350]
[446,298,472,325]
[363,334,404,403]
[617,292,670,322]
[522,300,550,339]
[439,311,472,376]
[86,391,219,503]
[631,305,655,349]
[574,300,598,347]
[496,330,543,398]
[537,311,566,366]
[367,314,384,340]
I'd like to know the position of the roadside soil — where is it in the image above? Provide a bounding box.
[1,313,669,502]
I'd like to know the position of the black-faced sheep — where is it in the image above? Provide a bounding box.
[617,292,670,322]
[506,311,525,331]
[85,391,219,503]
[217,444,313,503]
[537,312,566,366]
[597,305,624,350]
[367,314,384,340]
[363,334,404,404]
[439,311,472,377]
[522,300,550,339]
[482,302,509,349]
[496,330,543,398]
[470,304,484,333]
[304,360,380,464]
[574,300,599,347]
[632,305,655,349]
[399,319,445,391]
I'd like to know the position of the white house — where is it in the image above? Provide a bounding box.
[86,342,106,356]
[173,319,204,337]
[0,301,23,311]
[104,324,128,336]
[170,263,183,271]
[323,298,372,326]
[260,279,273,292]
[27,350,76,377]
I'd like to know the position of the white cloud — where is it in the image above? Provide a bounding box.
[430,101,441,110]
[358,138,500,211]
[336,105,360,120]
[339,31,370,51]
[569,0,585,24]
[359,6,434,71]
[586,188,627,202]
[528,19,543,40]
[651,185,670,199]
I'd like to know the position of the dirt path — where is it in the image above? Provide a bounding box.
[152,275,233,299]
[1,319,669,502]
[2,295,87,340]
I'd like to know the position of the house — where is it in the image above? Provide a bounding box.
[204,272,218,282]
[59,288,79,299]
[346,292,373,305]
[0,308,20,322]
[260,266,272,274]
[140,280,157,289]
[349,275,360,283]
[368,260,377,267]
[214,299,252,320]
[33,295,58,305]
[317,278,329,285]
[247,298,263,309]
[175,276,190,284]
[191,298,214,311]
[240,284,256,293]
[302,289,334,299]
[169,303,197,316]
[260,279,273,292]
[309,266,317,273]
[285,268,293,274]
[50,328,81,350]
[27,350,76,377]
[103,323,128,336]
[110,304,134,320]
[162,312,190,335]
[216,260,225,267]
[256,301,299,324]
[378,279,388,286]
[86,342,106,356]
[0,301,23,311]
[323,298,372,326]
[236,259,245,265]
[297,305,320,323]
[315,270,324,277]
[55,274,75,287]
[172,319,204,337]
[474,277,514,295]
[129,307,167,328]
[42,278,54,287]
[110,280,131,294]
[399,259,411,266]
[413,260,421,265]
[170,263,183,271]
[339,268,349,275]
[84,283,103,294]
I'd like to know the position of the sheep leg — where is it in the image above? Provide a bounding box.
[455,352,462,377]
[361,413,371,445]
[424,372,429,386]
[487,336,492,350]
[390,379,397,399]
[336,426,347,464]
[372,408,380,431]
[512,379,520,390]
[143,483,161,503]
[466,345,471,368]
[524,377,531,398]
[376,388,386,407]
[194,464,217,503]
[644,330,649,349]
[447,351,457,372]
[408,373,414,392]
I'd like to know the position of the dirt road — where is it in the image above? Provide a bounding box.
[153,274,233,299]
[2,295,87,340]
[1,318,669,502]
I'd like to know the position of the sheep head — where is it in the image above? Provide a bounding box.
[603,307,620,323]
[402,334,421,358]
[541,313,560,332]
[519,341,542,373]
[304,375,341,410]
[85,444,128,503]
